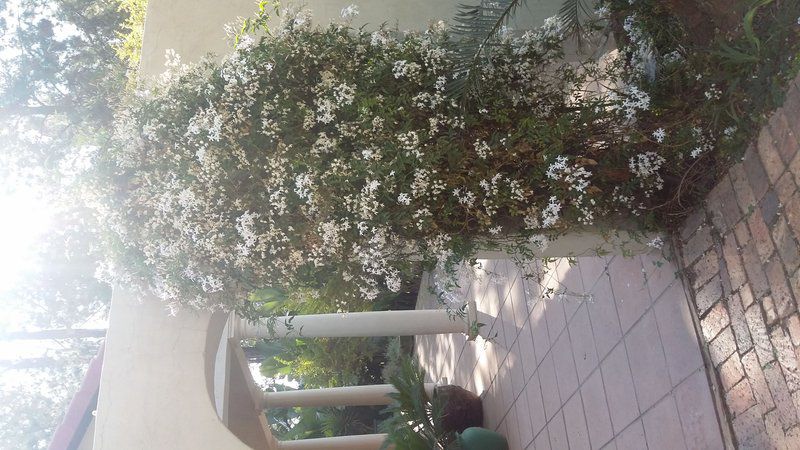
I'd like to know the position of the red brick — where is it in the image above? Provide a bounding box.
[759,189,780,227]
[787,192,800,240]
[732,408,769,450]
[766,258,797,319]
[710,327,737,367]
[768,109,800,165]
[744,144,771,201]
[742,241,771,299]
[732,406,769,449]
[720,354,746,392]
[702,302,731,341]
[777,171,798,205]
[707,176,741,233]
[722,233,747,291]
[788,314,800,347]
[748,211,775,263]
[734,219,752,248]
[742,350,776,413]
[764,409,787,448]
[694,275,723,315]
[764,295,780,326]
[683,225,713,265]
[791,152,800,188]
[785,426,800,450]
[771,327,800,391]
[791,270,800,310]
[758,126,786,184]
[764,363,800,429]
[730,163,758,215]
[691,250,721,290]
[726,378,757,417]
[746,305,775,364]
[773,217,800,274]
[681,208,707,242]
[741,283,756,309]
[730,292,754,353]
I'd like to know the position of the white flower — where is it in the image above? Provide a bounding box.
[474,139,491,159]
[541,196,562,228]
[647,236,664,249]
[340,4,359,20]
[489,226,502,235]
[397,193,411,205]
[723,126,737,138]
[652,128,665,143]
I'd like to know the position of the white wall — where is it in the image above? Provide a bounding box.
[140,0,565,77]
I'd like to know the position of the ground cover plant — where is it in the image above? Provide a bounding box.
[94,0,800,315]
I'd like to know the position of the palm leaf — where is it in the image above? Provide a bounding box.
[559,0,592,45]
[447,0,529,103]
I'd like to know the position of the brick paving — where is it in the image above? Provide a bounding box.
[415,252,724,449]
[676,75,800,449]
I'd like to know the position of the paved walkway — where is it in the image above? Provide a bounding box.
[415,252,725,449]
[676,76,800,449]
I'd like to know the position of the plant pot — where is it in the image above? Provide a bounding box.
[434,385,483,433]
[456,427,509,450]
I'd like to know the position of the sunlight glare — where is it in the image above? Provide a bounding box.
[0,188,53,293]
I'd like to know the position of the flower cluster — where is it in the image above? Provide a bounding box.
[99,6,675,312]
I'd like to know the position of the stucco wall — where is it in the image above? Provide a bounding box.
[140,0,564,77]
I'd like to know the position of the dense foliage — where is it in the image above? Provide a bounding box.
[100,4,687,313]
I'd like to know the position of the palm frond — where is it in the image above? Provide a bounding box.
[559,0,592,45]
[447,0,529,103]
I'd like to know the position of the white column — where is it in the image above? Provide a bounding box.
[262,383,436,408]
[277,434,389,450]
[236,309,469,339]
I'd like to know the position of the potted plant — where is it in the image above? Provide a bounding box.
[380,354,507,450]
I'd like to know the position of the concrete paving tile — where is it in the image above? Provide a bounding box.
[500,285,521,348]
[581,369,614,449]
[532,425,551,450]
[608,255,651,333]
[545,295,568,343]
[539,352,562,421]
[559,260,587,321]
[503,403,523,450]
[600,441,617,450]
[578,256,607,292]
[525,367,547,437]
[548,410,569,450]
[515,388,535,448]
[642,395,687,450]
[625,310,672,412]
[570,303,599,384]
[563,392,591,450]
[601,342,640,434]
[508,340,526,399]
[517,320,537,382]
[553,329,580,402]
[530,299,551,367]
[641,249,679,301]
[587,274,623,360]
[614,420,647,450]
[653,283,704,387]
[508,273,531,331]
[673,368,725,450]
[497,362,515,419]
